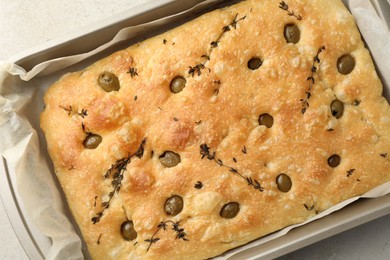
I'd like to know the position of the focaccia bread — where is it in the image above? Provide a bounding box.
[40,0,390,259]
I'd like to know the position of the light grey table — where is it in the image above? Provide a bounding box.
[0,0,389,259]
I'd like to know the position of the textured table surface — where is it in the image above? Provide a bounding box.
[1,0,390,259]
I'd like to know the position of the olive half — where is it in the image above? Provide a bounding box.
[170,76,186,93]
[121,221,137,241]
[328,154,341,168]
[337,54,355,75]
[276,173,292,193]
[258,113,274,128]
[220,202,240,219]
[159,151,181,167]
[83,134,102,149]
[165,195,184,216]
[247,57,263,70]
[98,72,120,92]
[284,24,300,44]
[331,99,344,119]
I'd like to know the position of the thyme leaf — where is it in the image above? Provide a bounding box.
[60,105,88,118]
[127,67,138,78]
[304,203,314,211]
[135,138,146,158]
[97,233,102,245]
[279,1,289,10]
[353,99,361,106]
[188,64,205,77]
[194,181,203,189]
[346,168,355,177]
[60,105,72,115]
[79,109,88,118]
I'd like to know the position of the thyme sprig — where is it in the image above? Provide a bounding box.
[145,220,188,252]
[60,105,88,118]
[200,144,263,192]
[188,13,246,77]
[91,138,146,224]
[279,1,302,20]
[300,46,325,114]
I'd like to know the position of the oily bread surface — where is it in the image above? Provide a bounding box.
[40,0,390,259]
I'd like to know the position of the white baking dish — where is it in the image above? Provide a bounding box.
[1,0,390,259]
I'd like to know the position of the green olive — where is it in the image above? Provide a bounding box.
[337,54,355,75]
[164,195,184,216]
[284,24,300,44]
[170,76,186,93]
[83,134,102,149]
[220,202,240,219]
[276,173,292,193]
[121,221,137,241]
[258,113,274,128]
[98,72,120,92]
[331,100,344,119]
[159,151,181,167]
[247,57,263,70]
[328,154,341,168]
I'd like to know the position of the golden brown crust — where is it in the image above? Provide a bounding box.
[40,0,390,259]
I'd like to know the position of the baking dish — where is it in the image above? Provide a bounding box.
[1,0,389,259]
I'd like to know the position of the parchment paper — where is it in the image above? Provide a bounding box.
[0,0,389,259]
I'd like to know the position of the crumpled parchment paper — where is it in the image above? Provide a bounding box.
[0,0,389,259]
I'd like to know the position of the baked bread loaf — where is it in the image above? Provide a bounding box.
[40,0,390,259]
